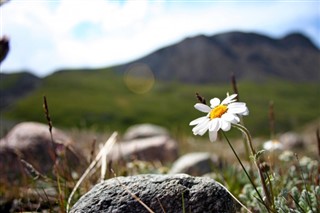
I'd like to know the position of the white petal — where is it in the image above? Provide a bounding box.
[210,98,220,108]
[228,104,248,115]
[243,108,249,115]
[209,130,218,142]
[192,118,209,135]
[189,116,208,126]
[221,113,234,122]
[208,119,220,131]
[221,120,231,131]
[229,108,247,114]
[197,126,208,136]
[221,113,239,124]
[221,113,236,123]
[194,103,211,113]
[221,94,237,105]
[228,102,246,108]
[233,114,240,123]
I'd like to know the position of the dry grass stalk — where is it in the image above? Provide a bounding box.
[43,96,53,142]
[20,159,50,182]
[215,181,252,213]
[43,96,57,163]
[66,132,118,213]
[100,142,107,182]
[111,169,155,213]
[156,197,166,213]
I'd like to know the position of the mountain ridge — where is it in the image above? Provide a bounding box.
[115,31,320,83]
[2,31,319,83]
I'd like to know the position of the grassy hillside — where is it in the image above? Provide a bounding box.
[2,68,319,137]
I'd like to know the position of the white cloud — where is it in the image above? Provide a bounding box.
[1,0,319,77]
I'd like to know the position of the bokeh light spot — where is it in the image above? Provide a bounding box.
[124,63,155,94]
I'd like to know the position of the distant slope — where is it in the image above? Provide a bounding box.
[116,31,320,83]
[1,69,320,137]
[0,72,41,109]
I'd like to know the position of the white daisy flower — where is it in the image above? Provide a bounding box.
[263,139,283,151]
[189,94,249,142]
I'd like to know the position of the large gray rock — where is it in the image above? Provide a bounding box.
[70,174,237,213]
[169,152,220,176]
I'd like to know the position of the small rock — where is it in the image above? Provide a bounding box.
[169,152,220,176]
[70,174,237,213]
[279,132,304,149]
[123,123,169,141]
[109,135,178,163]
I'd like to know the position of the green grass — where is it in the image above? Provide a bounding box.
[2,68,320,137]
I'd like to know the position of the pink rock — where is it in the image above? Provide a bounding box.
[0,122,85,184]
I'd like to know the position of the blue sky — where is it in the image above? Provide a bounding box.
[1,0,319,77]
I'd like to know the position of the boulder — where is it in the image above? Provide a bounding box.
[70,174,237,213]
[109,135,178,163]
[123,123,169,141]
[169,152,221,176]
[0,122,85,183]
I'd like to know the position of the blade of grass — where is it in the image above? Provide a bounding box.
[215,181,253,213]
[156,197,166,213]
[111,169,155,213]
[43,96,56,162]
[100,142,107,182]
[181,191,186,213]
[66,132,117,213]
[20,159,51,182]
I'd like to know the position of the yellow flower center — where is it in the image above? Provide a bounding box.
[210,105,228,119]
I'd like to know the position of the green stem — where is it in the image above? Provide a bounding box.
[231,124,256,155]
[222,132,266,209]
[230,124,274,212]
[239,119,255,181]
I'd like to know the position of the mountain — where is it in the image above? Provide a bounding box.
[115,31,320,83]
[0,72,41,109]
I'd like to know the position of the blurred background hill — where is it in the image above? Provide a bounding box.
[116,31,320,83]
[1,31,319,138]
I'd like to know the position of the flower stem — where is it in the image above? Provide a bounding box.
[231,124,274,212]
[231,124,256,155]
[222,132,266,209]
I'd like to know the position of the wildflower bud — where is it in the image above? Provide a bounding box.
[259,162,270,173]
[196,92,206,104]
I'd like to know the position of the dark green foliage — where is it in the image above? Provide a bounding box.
[2,69,319,136]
